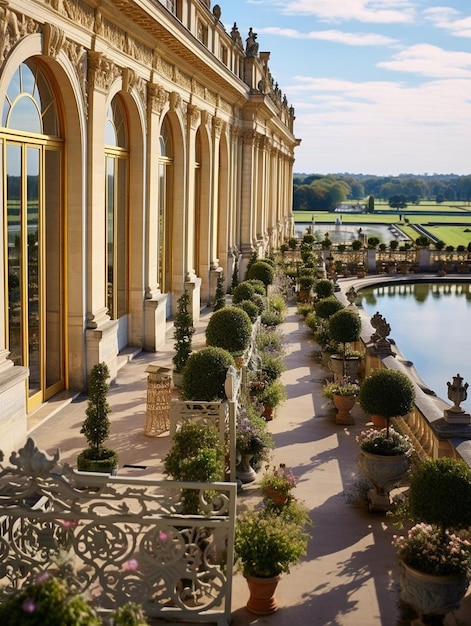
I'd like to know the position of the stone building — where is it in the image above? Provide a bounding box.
[0,0,299,454]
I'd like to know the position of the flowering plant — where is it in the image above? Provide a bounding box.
[236,406,273,459]
[356,427,413,456]
[322,376,360,400]
[392,523,471,577]
[260,463,298,497]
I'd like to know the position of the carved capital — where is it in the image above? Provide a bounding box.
[43,23,65,58]
[88,51,119,92]
[240,129,257,146]
[148,82,167,115]
[187,104,200,129]
[212,117,224,139]
[170,91,181,111]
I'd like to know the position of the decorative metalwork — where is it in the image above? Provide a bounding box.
[0,439,236,624]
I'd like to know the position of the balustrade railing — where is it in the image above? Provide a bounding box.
[0,438,236,625]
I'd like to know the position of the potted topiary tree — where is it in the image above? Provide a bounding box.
[205,306,252,365]
[247,260,275,289]
[393,457,471,620]
[163,421,225,514]
[172,290,195,387]
[358,368,416,432]
[77,362,119,474]
[182,346,235,401]
[327,308,362,379]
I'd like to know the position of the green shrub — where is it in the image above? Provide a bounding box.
[328,308,362,352]
[314,279,334,299]
[260,353,286,383]
[268,293,287,315]
[205,306,252,354]
[251,293,267,314]
[314,296,344,319]
[247,261,275,286]
[261,310,283,327]
[256,327,284,355]
[232,281,255,304]
[246,279,266,295]
[0,576,101,626]
[182,346,235,400]
[236,299,259,323]
[359,368,415,420]
[163,421,224,514]
[407,457,471,529]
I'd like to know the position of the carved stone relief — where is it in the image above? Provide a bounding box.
[43,23,65,58]
[0,3,38,66]
[88,51,120,93]
[148,83,168,115]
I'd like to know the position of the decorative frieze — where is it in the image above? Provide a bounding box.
[0,3,37,66]
[45,0,94,30]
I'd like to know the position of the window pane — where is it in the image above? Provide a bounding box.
[6,145,22,367]
[27,147,40,396]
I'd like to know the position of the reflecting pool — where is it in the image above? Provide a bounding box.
[294,222,409,244]
[358,282,471,411]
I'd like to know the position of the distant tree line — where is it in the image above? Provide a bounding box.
[293,173,471,212]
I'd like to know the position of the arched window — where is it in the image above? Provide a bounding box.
[158,117,173,292]
[1,60,64,408]
[105,97,129,319]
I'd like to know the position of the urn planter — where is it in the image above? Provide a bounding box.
[329,354,361,381]
[358,450,411,512]
[332,394,356,424]
[236,452,257,484]
[399,561,469,620]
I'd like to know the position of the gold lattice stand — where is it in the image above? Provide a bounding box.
[144,365,172,436]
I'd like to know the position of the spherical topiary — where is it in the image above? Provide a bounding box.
[359,368,415,419]
[232,281,255,304]
[205,306,252,354]
[314,279,334,299]
[182,346,235,401]
[246,279,266,296]
[314,296,344,319]
[247,261,275,286]
[328,308,362,351]
[236,299,259,323]
[408,457,471,529]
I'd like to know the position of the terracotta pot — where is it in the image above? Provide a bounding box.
[262,486,289,507]
[245,575,281,614]
[332,394,356,425]
[399,561,469,618]
[371,414,388,428]
[263,405,275,421]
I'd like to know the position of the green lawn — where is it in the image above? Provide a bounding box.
[294,207,471,247]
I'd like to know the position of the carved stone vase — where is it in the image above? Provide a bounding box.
[236,452,257,484]
[399,561,469,620]
[245,574,281,615]
[358,450,411,512]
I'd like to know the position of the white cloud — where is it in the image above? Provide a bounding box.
[287,76,471,174]
[377,44,471,78]
[280,0,416,23]
[258,26,397,46]
[424,7,471,38]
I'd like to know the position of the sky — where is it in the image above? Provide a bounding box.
[221,1,471,177]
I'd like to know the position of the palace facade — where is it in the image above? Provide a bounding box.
[0,0,299,454]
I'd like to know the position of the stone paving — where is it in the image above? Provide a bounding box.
[28,303,471,625]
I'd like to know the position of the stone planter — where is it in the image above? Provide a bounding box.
[329,354,361,381]
[399,561,469,619]
[332,394,356,425]
[358,449,411,512]
[236,453,257,484]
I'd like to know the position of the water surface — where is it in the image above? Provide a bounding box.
[358,282,471,411]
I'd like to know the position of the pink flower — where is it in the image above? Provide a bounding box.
[122,558,139,571]
[22,599,36,613]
